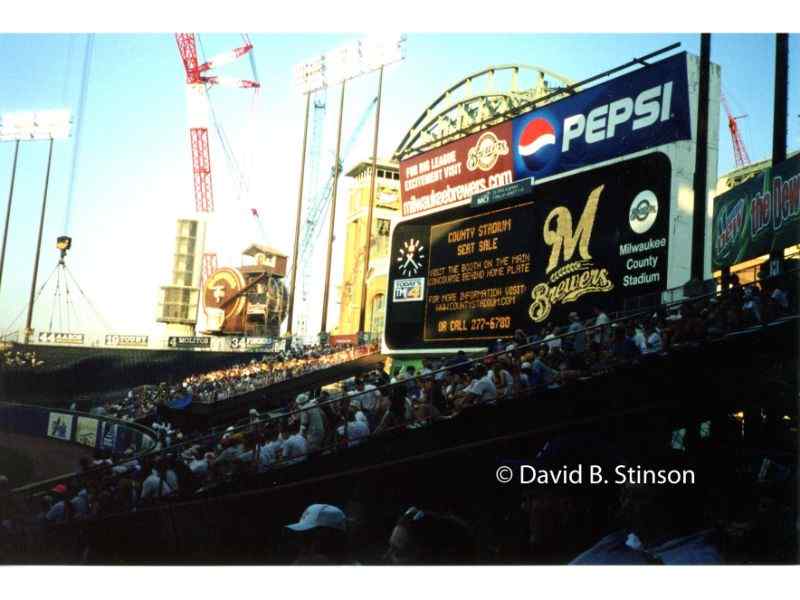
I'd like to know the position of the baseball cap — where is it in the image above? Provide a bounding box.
[51,483,68,496]
[285,504,347,532]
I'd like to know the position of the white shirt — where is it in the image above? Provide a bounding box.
[466,375,497,402]
[644,331,663,354]
[492,369,514,398]
[349,384,380,413]
[337,420,370,446]
[257,443,276,472]
[282,433,308,463]
[189,459,208,476]
[140,470,174,500]
[543,334,561,351]
[633,329,647,353]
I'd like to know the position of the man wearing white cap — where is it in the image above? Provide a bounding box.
[296,392,326,453]
[285,504,349,564]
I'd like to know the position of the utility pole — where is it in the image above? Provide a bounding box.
[287,92,312,337]
[357,66,385,338]
[690,33,711,285]
[25,138,55,344]
[320,80,347,336]
[768,33,789,277]
[0,139,20,296]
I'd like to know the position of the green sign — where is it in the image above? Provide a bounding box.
[712,154,800,270]
[471,177,534,208]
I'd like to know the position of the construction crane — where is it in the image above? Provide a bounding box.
[294,95,378,337]
[174,33,260,281]
[721,92,751,169]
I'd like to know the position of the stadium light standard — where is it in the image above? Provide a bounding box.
[0,110,72,343]
[290,34,405,343]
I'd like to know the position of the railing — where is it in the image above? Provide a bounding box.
[2,267,797,530]
[0,402,158,495]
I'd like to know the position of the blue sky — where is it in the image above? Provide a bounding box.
[0,31,798,339]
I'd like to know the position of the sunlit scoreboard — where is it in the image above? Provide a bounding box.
[384,153,672,352]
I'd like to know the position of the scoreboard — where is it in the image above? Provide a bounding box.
[385,152,672,351]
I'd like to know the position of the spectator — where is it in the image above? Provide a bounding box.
[566,312,587,354]
[455,364,497,410]
[610,325,640,362]
[592,306,611,344]
[491,360,515,400]
[139,459,175,502]
[572,452,721,565]
[281,419,308,465]
[285,504,350,565]
[385,506,477,564]
[337,405,370,447]
[643,320,663,355]
[374,385,408,434]
[296,393,326,453]
[531,346,559,386]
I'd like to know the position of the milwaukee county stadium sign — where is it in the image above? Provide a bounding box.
[712,153,800,270]
[399,52,691,218]
[386,152,671,350]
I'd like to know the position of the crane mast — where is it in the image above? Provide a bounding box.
[174,33,259,281]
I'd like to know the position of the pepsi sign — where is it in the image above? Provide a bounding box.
[512,52,691,181]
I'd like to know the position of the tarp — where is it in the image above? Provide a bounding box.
[166,394,193,410]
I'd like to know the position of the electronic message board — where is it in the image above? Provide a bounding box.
[386,152,672,351]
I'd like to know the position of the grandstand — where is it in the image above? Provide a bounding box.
[1,269,797,565]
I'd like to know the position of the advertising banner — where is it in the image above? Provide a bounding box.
[386,152,671,350]
[168,336,211,349]
[76,416,99,447]
[36,331,84,345]
[47,412,73,441]
[230,337,275,350]
[99,421,118,450]
[400,52,691,218]
[105,334,149,348]
[712,153,800,270]
[400,121,515,218]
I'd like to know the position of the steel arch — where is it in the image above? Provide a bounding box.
[394,64,575,160]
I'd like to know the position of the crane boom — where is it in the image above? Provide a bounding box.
[298,96,378,263]
[174,33,260,280]
[721,93,751,169]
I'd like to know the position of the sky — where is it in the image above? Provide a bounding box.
[0,26,798,341]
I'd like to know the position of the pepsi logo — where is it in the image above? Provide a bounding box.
[518,117,558,172]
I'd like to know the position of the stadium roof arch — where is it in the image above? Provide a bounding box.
[394,64,575,161]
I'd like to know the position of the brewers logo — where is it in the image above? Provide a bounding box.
[467,131,509,172]
[628,190,659,234]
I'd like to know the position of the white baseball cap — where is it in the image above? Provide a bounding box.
[286,504,346,532]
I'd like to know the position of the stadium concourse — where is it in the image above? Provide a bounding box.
[0,269,798,564]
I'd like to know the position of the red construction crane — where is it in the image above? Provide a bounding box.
[721,92,751,169]
[174,33,260,280]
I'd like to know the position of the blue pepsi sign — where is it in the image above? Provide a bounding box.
[512,52,691,180]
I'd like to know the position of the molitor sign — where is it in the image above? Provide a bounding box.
[168,336,211,349]
[400,52,691,218]
[386,152,671,351]
[712,153,800,270]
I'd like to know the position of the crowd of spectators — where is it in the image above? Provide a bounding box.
[90,342,377,422]
[0,273,796,564]
[1,348,44,368]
